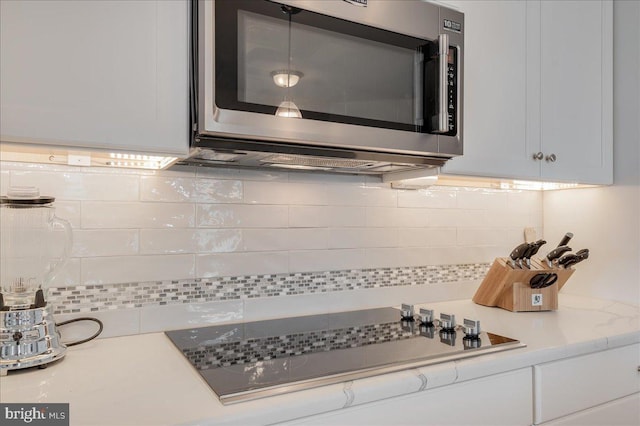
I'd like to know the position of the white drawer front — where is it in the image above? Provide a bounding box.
[540,393,640,426]
[534,344,640,424]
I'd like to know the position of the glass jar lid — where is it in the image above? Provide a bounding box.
[0,186,55,205]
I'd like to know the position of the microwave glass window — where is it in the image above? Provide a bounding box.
[215,1,436,133]
[237,10,418,126]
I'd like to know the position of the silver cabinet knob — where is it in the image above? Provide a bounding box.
[545,153,557,162]
[533,152,544,160]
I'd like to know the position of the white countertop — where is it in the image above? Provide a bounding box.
[1,294,638,426]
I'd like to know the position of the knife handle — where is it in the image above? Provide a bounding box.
[558,253,578,266]
[509,242,531,261]
[546,245,572,261]
[557,232,574,247]
[527,239,547,258]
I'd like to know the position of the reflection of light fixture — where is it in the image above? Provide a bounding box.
[275,100,302,118]
[271,70,303,88]
[275,5,302,119]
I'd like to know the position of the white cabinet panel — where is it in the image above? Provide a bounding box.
[0,0,189,156]
[442,1,538,180]
[281,368,533,426]
[442,0,612,185]
[541,393,640,426]
[538,0,613,184]
[534,344,640,424]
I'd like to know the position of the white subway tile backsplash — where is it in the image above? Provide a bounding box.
[83,201,195,228]
[363,248,401,269]
[139,229,244,254]
[11,170,139,200]
[395,207,429,227]
[55,308,141,338]
[197,204,288,228]
[289,206,329,228]
[286,228,328,250]
[328,228,368,249]
[242,229,292,251]
[397,188,457,208]
[72,229,139,257]
[139,300,243,333]
[139,228,244,254]
[50,258,81,287]
[1,162,543,298]
[325,206,366,227]
[456,227,508,246]
[195,229,243,253]
[365,207,398,227]
[140,176,194,202]
[81,254,195,284]
[196,178,243,203]
[456,245,506,264]
[290,249,366,273]
[425,208,460,227]
[140,229,198,254]
[0,170,10,194]
[244,181,328,205]
[196,251,289,277]
[397,228,457,247]
[456,188,508,210]
[54,201,82,228]
[140,176,243,203]
[326,183,397,207]
[507,190,542,214]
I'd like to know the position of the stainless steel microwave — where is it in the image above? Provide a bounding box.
[187,0,464,174]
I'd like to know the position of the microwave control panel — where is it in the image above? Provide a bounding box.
[446,47,457,136]
[425,44,458,136]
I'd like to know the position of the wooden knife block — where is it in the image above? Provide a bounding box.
[473,257,575,312]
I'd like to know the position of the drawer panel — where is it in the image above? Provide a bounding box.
[534,344,640,424]
[541,393,640,426]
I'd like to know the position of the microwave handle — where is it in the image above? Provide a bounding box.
[437,33,449,133]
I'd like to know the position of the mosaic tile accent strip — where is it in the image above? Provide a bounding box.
[182,321,417,370]
[48,263,490,315]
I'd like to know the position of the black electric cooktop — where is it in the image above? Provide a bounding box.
[165,307,525,404]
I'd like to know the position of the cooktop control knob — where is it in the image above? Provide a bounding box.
[418,308,434,325]
[463,318,481,339]
[400,304,415,321]
[439,313,456,331]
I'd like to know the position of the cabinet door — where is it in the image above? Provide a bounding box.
[0,0,189,156]
[538,0,613,184]
[540,393,640,426]
[442,1,540,180]
[534,344,640,424]
[280,368,533,426]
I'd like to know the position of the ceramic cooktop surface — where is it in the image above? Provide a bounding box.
[165,307,525,404]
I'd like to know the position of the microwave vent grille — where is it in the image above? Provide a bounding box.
[260,154,377,169]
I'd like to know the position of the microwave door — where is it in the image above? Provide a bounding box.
[199,0,461,158]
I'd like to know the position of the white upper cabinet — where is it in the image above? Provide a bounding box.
[442,0,613,185]
[439,0,539,180]
[537,0,613,184]
[0,0,190,156]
